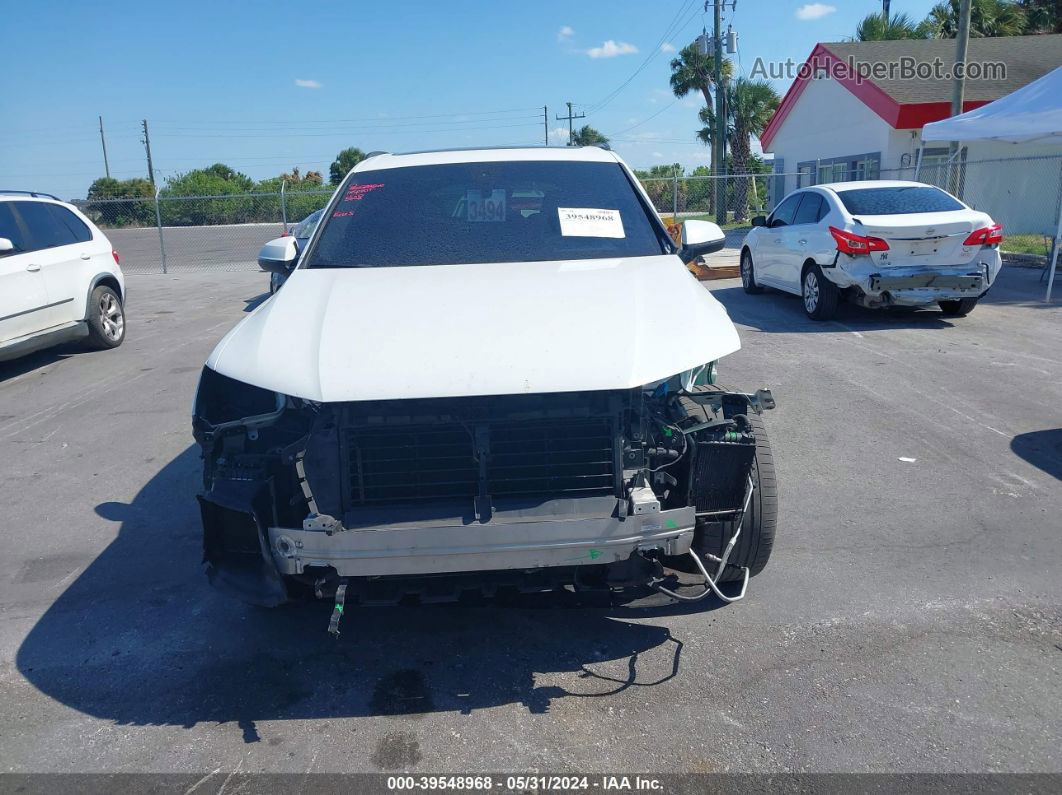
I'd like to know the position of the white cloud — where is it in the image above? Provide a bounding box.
[558,25,574,41]
[294,79,322,89]
[549,127,570,142]
[660,42,676,53]
[795,3,836,20]
[651,152,664,159]
[587,40,639,58]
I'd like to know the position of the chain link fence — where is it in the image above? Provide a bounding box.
[74,188,335,273]
[72,157,1062,274]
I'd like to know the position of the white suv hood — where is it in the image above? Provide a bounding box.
[207,256,741,402]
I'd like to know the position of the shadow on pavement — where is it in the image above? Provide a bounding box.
[1010,429,1062,481]
[16,445,719,744]
[243,291,270,312]
[0,343,84,383]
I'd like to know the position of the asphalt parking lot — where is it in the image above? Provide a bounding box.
[0,265,1059,775]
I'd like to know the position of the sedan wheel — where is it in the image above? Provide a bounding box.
[801,265,839,321]
[740,250,763,294]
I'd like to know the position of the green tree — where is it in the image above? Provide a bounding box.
[570,125,610,147]
[854,12,932,40]
[923,0,1027,37]
[256,167,332,223]
[670,43,733,217]
[1019,0,1062,32]
[697,79,780,221]
[160,164,257,225]
[163,163,254,196]
[329,147,366,185]
[84,176,155,227]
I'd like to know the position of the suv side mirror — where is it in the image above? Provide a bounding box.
[678,219,726,264]
[257,236,299,274]
[751,216,767,227]
[0,237,15,254]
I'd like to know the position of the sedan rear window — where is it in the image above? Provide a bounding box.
[306,161,669,268]
[836,186,964,215]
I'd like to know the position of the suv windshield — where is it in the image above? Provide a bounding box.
[306,160,669,268]
[836,186,964,215]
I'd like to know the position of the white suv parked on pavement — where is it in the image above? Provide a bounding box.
[740,180,1002,320]
[0,192,126,362]
[194,146,778,618]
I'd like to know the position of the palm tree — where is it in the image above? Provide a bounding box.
[571,125,610,147]
[697,79,780,221]
[670,43,733,216]
[924,0,1027,37]
[669,43,732,109]
[1020,0,1062,33]
[855,11,931,40]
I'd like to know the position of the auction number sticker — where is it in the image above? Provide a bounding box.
[558,208,624,238]
[467,189,507,222]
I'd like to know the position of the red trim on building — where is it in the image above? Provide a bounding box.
[759,44,993,151]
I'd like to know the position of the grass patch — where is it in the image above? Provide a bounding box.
[1002,234,1052,257]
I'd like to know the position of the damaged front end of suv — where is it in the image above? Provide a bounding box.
[192,147,779,622]
[193,366,776,613]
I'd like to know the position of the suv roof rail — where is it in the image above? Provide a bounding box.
[364,151,389,158]
[0,190,62,201]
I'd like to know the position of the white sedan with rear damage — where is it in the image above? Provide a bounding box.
[739,180,1002,320]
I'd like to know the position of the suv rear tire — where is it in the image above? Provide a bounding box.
[938,297,978,316]
[86,286,125,349]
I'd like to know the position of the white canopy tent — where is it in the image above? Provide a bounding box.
[919,64,1062,301]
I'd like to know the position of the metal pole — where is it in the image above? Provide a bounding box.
[914,143,925,180]
[673,166,680,222]
[948,0,971,193]
[280,179,288,231]
[154,186,167,274]
[713,0,725,225]
[1046,181,1062,302]
[98,116,110,179]
[543,106,548,146]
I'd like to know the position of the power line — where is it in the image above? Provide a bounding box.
[153,121,543,139]
[584,0,701,115]
[147,107,544,126]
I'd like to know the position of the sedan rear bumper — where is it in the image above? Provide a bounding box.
[827,254,1000,306]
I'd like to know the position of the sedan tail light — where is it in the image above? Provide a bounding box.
[829,226,889,256]
[112,249,120,264]
[963,224,1003,247]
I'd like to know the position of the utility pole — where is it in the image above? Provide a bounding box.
[141,119,156,186]
[543,106,549,146]
[883,0,891,23]
[98,116,111,179]
[712,0,726,224]
[948,0,972,192]
[556,102,585,146]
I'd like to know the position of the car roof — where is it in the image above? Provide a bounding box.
[0,192,67,205]
[815,180,936,193]
[352,145,622,172]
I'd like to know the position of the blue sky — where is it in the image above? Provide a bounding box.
[1,0,939,199]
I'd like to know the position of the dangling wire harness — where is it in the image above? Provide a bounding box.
[650,475,753,604]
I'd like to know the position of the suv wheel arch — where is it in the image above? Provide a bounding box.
[83,274,123,320]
